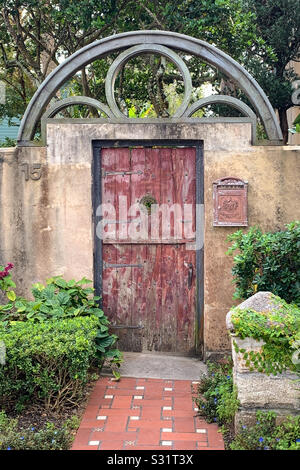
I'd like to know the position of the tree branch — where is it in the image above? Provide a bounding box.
[135,0,165,29]
[0,76,26,101]
[2,8,42,82]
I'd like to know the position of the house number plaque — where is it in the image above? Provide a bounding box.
[213,177,248,226]
[20,163,43,181]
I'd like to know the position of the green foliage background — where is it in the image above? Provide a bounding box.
[0,1,299,141]
[227,221,300,305]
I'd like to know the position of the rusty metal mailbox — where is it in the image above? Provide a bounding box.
[213,177,248,226]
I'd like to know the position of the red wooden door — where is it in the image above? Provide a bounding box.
[101,147,196,354]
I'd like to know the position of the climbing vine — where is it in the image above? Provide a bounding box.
[231,294,300,375]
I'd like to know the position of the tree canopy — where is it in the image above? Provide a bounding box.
[0,0,299,142]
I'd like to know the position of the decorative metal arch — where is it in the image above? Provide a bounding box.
[105,44,192,119]
[183,94,257,142]
[17,30,283,145]
[40,96,114,143]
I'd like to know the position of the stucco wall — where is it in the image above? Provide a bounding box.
[0,120,299,356]
[205,145,300,354]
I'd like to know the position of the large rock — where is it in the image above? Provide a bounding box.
[226,292,300,432]
[226,291,281,331]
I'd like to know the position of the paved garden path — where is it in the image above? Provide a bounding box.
[71,376,225,450]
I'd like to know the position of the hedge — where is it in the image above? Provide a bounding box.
[0,316,99,410]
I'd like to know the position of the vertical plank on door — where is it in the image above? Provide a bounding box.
[130,148,146,350]
[102,244,117,324]
[183,247,196,353]
[114,149,132,347]
[176,245,196,354]
[175,147,196,353]
[145,244,162,351]
[101,148,118,325]
[177,147,196,237]
[130,245,147,351]
[115,148,131,241]
[145,148,161,242]
[144,147,162,351]
[160,244,178,351]
[159,148,177,351]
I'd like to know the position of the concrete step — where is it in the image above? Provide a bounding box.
[102,352,207,381]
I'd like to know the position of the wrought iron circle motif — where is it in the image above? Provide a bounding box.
[183,94,257,143]
[183,95,257,119]
[40,96,114,144]
[105,44,193,118]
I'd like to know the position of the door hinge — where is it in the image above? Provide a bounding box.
[103,262,143,269]
[103,170,143,177]
[102,217,140,224]
[110,325,144,329]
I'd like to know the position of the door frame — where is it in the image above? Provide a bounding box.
[92,139,204,355]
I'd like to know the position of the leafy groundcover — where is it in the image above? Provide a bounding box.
[194,359,300,450]
[0,271,122,450]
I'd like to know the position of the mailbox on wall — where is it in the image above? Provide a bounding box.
[213,177,248,227]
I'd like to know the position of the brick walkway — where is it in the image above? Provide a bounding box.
[71,377,225,451]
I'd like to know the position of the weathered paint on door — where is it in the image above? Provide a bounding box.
[101,147,197,354]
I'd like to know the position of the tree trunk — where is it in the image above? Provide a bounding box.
[278,108,289,145]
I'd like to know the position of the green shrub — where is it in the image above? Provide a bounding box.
[272,415,300,450]
[0,410,79,450]
[0,137,17,148]
[231,294,300,375]
[194,360,239,427]
[0,316,99,410]
[230,411,300,450]
[0,275,123,375]
[226,221,300,305]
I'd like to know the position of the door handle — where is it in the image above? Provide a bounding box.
[188,263,193,289]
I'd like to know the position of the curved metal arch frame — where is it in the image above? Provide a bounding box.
[17,30,283,145]
[183,95,257,143]
[105,44,192,118]
[40,96,114,144]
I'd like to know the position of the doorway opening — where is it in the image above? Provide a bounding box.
[92,140,204,356]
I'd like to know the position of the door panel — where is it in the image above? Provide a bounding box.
[100,146,197,354]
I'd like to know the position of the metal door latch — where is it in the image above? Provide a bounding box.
[188,263,193,289]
